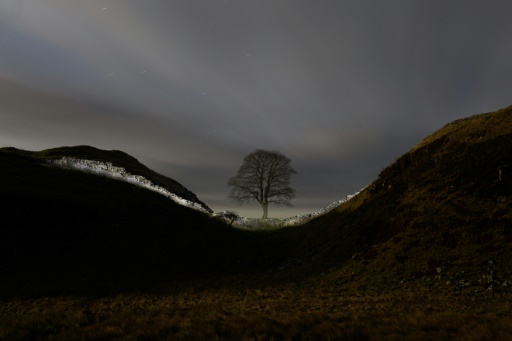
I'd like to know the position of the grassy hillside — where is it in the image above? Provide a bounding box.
[0,145,211,211]
[0,148,280,298]
[273,104,512,293]
[1,106,512,339]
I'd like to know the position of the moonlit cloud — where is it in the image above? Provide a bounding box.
[1,0,512,217]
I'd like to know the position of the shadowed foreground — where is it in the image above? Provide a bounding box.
[2,287,512,340]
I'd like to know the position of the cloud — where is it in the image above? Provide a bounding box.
[1,0,512,217]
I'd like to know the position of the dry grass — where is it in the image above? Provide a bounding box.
[1,286,512,340]
[272,104,512,293]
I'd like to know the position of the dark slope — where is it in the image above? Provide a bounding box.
[271,105,512,290]
[1,145,211,212]
[0,149,275,298]
[2,105,511,298]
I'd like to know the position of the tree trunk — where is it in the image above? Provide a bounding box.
[262,203,268,219]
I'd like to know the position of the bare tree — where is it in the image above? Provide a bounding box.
[228,149,296,219]
[215,210,240,229]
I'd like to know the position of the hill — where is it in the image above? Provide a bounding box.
[273,104,512,293]
[1,107,512,339]
[0,146,276,297]
[1,145,211,212]
[1,107,512,296]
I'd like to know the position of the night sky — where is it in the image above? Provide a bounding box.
[1,1,511,218]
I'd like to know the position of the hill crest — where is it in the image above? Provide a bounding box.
[0,145,212,213]
[285,104,512,292]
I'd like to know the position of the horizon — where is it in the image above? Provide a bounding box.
[1,1,512,218]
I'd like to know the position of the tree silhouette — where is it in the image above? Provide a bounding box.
[228,149,296,219]
[216,210,240,229]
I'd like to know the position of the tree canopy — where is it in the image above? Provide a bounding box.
[227,149,296,219]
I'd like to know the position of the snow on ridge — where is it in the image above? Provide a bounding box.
[46,157,209,213]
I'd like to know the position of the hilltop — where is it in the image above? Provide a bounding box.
[1,107,512,294]
[0,146,277,297]
[0,145,211,212]
[1,106,512,339]
[274,104,512,292]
